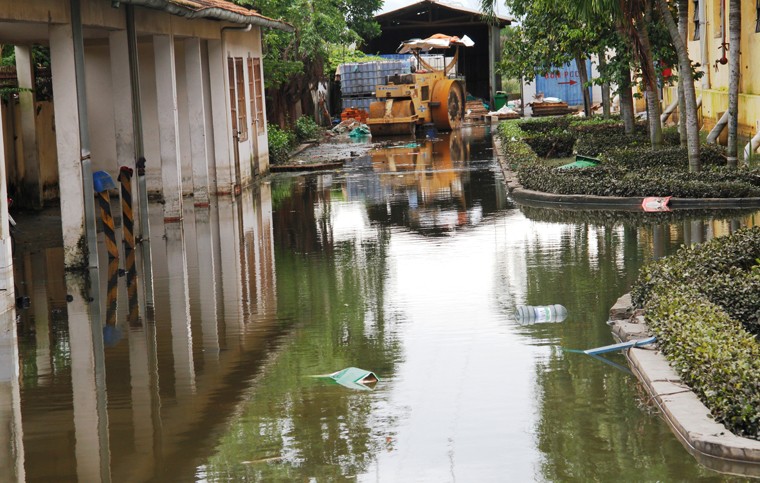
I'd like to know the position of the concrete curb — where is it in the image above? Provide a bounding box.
[491,135,760,210]
[609,294,760,477]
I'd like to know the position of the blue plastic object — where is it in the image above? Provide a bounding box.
[93,171,116,193]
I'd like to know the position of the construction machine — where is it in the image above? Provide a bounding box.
[366,34,472,137]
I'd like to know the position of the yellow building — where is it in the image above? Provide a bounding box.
[664,0,760,149]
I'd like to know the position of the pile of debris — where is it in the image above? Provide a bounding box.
[529,95,578,117]
[465,99,489,122]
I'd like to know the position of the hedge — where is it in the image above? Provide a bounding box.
[631,227,760,439]
[496,119,760,199]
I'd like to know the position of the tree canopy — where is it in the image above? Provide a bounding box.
[238,0,382,126]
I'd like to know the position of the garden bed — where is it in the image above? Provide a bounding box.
[628,227,760,440]
[496,117,760,200]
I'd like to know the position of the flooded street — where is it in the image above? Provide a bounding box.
[5,126,759,481]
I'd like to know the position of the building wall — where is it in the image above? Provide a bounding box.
[84,42,118,176]
[665,0,760,140]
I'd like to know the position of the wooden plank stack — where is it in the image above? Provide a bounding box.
[530,101,578,117]
[465,99,489,121]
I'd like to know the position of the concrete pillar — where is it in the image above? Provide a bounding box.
[152,35,183,221]
[216,198,243,344]
[14,46,42,209]
[165,223,196,397]
[128,324,155,477]
[207,40,233,195]
[50,24,88,269]
[109,31,136,170]
[184,38,211,206]
[32,253,51,380]
[0,311,25,482]
[193,208,219,361]
[66,271,111,483]
[0,102,13,312]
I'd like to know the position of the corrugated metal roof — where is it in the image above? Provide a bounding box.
[377,0,513,24]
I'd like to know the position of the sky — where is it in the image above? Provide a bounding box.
[379,0,511,19]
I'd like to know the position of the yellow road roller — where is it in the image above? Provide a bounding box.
[367,35,471,137]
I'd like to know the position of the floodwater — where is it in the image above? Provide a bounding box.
[4,125,760,482]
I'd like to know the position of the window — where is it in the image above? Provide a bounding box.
[247,57,264,131]
[692,0,700,40]
[756,0,760,33]
[227,56,248,142]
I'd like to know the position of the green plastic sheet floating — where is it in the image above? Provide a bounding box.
[319,367,379,391]
[557,160,598,170]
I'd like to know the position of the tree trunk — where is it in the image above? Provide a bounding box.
[619,66,635,134]
[636,6,662,147]
[575,53,592,117]
[727,0,740,168]
[599,50,611,118]
[657,0,701,171]
[677,0,688,146]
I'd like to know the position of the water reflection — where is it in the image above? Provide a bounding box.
[3,129,760,481]
[6,185,280,482]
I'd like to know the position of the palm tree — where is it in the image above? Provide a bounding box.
[727,0,740,167]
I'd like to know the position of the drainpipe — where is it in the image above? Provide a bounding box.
[125,4,150,243]
[700,0,710,90]
[71,0,100,270]
[660,98,678,123]
[706,109,729,143]
[743,132,760,165]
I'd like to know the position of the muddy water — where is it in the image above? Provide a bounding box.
[4,126,759,482]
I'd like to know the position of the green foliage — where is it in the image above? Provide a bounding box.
[630,227,760,439]
[325,46,384,77]
[497,118,760,198]
[523,130,576,158]
[294,115,322,142]
[240,0,381,125]
[267,123,296,164]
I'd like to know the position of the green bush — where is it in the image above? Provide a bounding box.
[630,227,760,438]
[574,134,649,158]
[497,118,760,198]
[294,115,322,142]
[267,124,296,165]
[517,116,571,133]
[523,129,576,158]
[646,286,760,439]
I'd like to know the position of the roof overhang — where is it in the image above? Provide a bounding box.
[117,0,294,32]
[376,0,513,28]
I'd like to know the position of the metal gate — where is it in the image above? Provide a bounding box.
[534,59,592,106]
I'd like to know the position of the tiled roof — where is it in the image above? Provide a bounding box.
[167,0,278,22]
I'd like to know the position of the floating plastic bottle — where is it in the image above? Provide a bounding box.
[515,304,568,324]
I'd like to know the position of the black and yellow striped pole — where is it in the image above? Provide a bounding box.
[103,257,122,346]
[125,247,140,327]
[118,166,136,250]
[93,171,119,260]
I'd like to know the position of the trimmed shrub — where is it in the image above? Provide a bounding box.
[267,124,296,165]
[517,116,571,133]
[646,286,760,439]
[294,115,322,142]
[631,228,760,439]
[574,134,649,158]
[523,129,576,158]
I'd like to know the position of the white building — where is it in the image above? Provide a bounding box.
[0,0,291,294]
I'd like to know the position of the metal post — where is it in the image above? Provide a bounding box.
[71,0,100,269]
[126,5,151,242]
